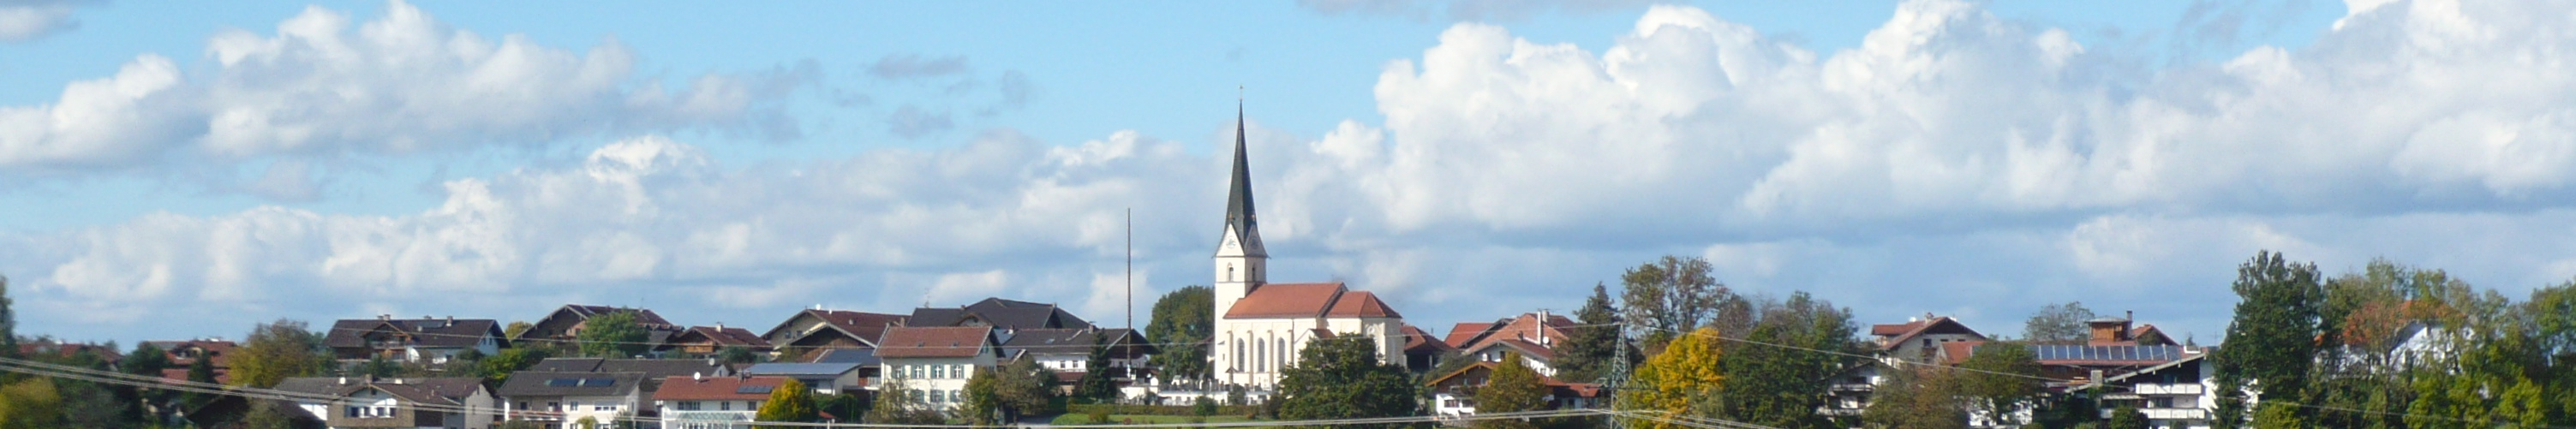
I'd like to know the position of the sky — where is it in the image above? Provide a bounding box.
[2,0,2571,348]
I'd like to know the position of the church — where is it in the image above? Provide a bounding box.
[1208,106,1410,390]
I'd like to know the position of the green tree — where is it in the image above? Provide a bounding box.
[232,319,329,388]
[1146,285,1215,383]
[504,321,535,341]
[866,379,945,426]
[236,396,305,429]
[1711,292,1858,429]
[478,347,552,385]
[1620,256,1724,346]
[0,276,17,360]
[716,346,759,365]
[1957,343,2041,426]
[1074,337,1119,403]
[123,343,172,419]
[1276,336,1419,429]
[756,378,820,428]
[0,378,62,429]
[577,311,651,358]
[2213,251,2322,429]
[1617,327,1723,429]
[2021,301,2096,344]
[961,366,1004,426]
[1554,283,1623,382]
[2249,402,2303,429]
[181,351,218,408]
[1473,352,1550,429]
[2105,404,2149,429]
[1860,366,1966,429]
[357,355,403,378]
[994,357,1059,419]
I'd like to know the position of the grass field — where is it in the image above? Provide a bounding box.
[1048,414,1262,426]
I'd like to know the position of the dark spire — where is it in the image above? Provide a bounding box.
[1222,101,1265,256]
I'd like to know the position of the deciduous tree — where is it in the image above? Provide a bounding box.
[2020,301,2095,344]
[2213,251,2323,428]
[577,311,650,358]
[756,378,819,428]
[1276,336,1419,429]
[1473,352,1550,429]
[1860,366,1965,429]
[1957,343,2041,426]
[1146,285,1215,382]
[1620,256,1724,346]
[231,319,329,389]
[1617,327,1722,429]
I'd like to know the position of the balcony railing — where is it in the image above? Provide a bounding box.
[2100,408,2209,420]
[2133,383,2204,396]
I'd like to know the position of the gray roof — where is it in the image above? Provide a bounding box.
[744,362,862,376]
[1221,104,1265,257]
[1001,328,1145,356]
[275,377,484,406]
[905,298,1092,331]
[523,358,728,394]
[811,349,881,366]
[496,372,645,397]
[323,318,504,349]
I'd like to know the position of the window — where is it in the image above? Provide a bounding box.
[569,401,581,411]
[345,407,361,418]
[1256,340,1266,372]
[675,402,701,411]
[1234,342,1245,371]
[720,401,732,411]
[548,402,560,412]
[933,365,947,378]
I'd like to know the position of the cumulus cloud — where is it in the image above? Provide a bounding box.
[0,0,97,43]
[21,0,2576,343]
[0,0,799,182]
[1299,0,1650,22]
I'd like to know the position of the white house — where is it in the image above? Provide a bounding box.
[1208,106,1409,391]
[2077,351,2220,429]
[875,325,1000,410]
[496,372,647,428]
[322,317,507,364]
[272,377,496,429]
[654,375,789,429]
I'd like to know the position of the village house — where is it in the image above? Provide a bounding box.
[1869,313,1989,364]
[874,325,1000,410]
[657,325,773,355]
[654,374,791,429]
[1422,360,1606,420]
[145,339,235,384]
[322,316,505,364]
[999,327,1156,396]
[906,297,1096,333]
[496,372,647,428]
[1446,311,1578,378]
[1400,325,1455,373]
[2075,351,2218,429]
[273,376,497,429]
[517,305,685,352]
[742,362,865,396]
[758,307,908,361]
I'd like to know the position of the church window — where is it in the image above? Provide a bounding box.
[1277,338,1288,368]
[1234,341,1245,371]
[1255,340,1266,372]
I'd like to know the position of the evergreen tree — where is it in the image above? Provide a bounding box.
[756,378,819,428]
[2212,251,2323,429]
[1276,337,1419,429]
[1555,283,1622,382]
[182,353,218,407]
[1473,352,1550,429]
[1074,337,1120,403]
[122,343,172,420]
[0,276,15,360]
[2105,405,2149,429]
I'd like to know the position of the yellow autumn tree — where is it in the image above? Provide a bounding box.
[1616,327,1724,429]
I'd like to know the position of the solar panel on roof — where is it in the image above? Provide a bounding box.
[738,385,774,395]
[583,378,616,386]
[544,378,580,387]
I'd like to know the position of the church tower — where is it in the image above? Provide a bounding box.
[1213,104,1268,316]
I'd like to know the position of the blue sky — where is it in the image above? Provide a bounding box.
[7,0,2571,348]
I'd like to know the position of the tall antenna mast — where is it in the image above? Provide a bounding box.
[1126,207,1134,331]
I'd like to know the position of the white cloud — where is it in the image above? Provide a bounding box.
[21,0,2576,343]
[0,0,94,43]
[0,0,798,183]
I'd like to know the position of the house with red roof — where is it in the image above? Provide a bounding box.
[654,374,792,429]
[1868,313,1989,363]
[1204,110,1414,391]
[874,325,1000,410]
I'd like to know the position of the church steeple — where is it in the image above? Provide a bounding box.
[1221,102,1266,257]
[1214,100,1269,318]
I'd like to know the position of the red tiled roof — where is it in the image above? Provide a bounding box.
[1869,322,1922,337]
[1874,317,1985,351]
[875,326,994,358]
[672,326,772,349]
[1939,341,1984,365]
[1402,325,1452,352]
[1325,291,1402,318]
[1224,283,1347,319]
[1455,313,1573,352]
[1444,323,1497,349]
[1467,338,1557,360]
[654,376,792,401]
